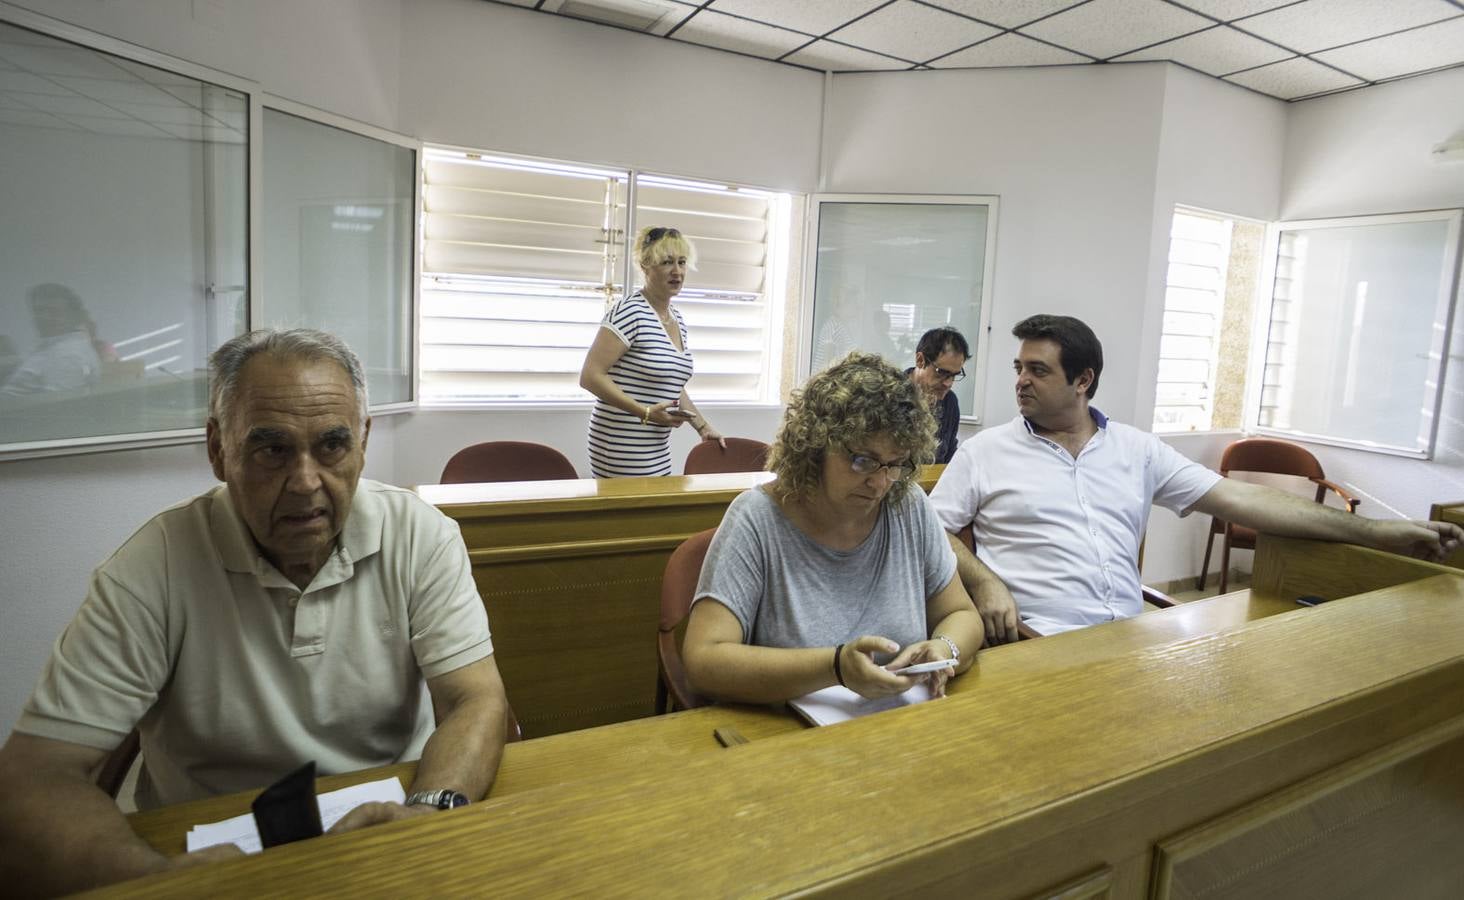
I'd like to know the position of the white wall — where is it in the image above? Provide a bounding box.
[823,63,1169,427]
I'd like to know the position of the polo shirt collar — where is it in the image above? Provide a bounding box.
[1019,406,1110,435]
[209,480,384,589]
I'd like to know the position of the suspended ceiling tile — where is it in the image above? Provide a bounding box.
[920,0,1084,30]
[704,0,887,37]
[1177,0,1302,20]
[1114,24,1293,75]
[1313,17,1464,81]
[0,106,78,128]
[1236,0,1459,53]
[0,91,31,108]
[0,42,131,79]
[827,0,999,63]
[2,91,127,118]
[0,68,74,95]
[56,114,173,137]
[1225,55,1363,98]
[1019,0,1211,60]
[50,74,182,105]
[671,10,811,59]
[783,39,913,71]
[931,32,1090,67]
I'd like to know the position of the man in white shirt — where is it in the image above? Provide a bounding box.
[930,314,1463,644]
[0,329,510,895]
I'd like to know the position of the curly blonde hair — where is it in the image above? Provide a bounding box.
[768,351,937,504]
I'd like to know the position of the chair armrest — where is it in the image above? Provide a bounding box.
[1311,477,1361,513]
[1016,621,1042,641]
[1142,584,1179,609]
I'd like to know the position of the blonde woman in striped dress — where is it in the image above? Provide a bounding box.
[580,226,725,477]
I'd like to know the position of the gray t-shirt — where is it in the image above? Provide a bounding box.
[694,485,957,651]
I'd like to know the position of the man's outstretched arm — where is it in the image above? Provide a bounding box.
[1192,478,1464,562]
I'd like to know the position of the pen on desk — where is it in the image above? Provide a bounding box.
[714,727,749,748]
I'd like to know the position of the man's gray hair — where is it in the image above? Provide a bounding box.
[208,328,369,430]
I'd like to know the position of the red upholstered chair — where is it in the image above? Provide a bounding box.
[656,528,718,714]
[1198,437,1359,593]
[683,437,769,475]
[440,441,577,484]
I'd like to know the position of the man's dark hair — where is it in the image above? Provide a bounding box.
[1011,314,1103,399]
[915,326,970,364]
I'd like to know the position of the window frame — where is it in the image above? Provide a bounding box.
[0,5,260,460]
[800,193,1000,425]
[260,93,422,416]
[1244,208,1464,460]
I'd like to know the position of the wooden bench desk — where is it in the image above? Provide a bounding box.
[96,560,1464,898]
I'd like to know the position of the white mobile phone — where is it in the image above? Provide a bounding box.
[665,406,697,418]
[890,658,957,676]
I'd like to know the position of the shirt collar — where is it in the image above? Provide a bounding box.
[1019,406,1109,435]
[209,480,384,591]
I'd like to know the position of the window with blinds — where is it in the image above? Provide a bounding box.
[419,148,793,405]
[1152,208,1263,434]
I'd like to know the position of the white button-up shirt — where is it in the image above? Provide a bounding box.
[930,410,1219,634]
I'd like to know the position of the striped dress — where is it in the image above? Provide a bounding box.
[588,292,695,478]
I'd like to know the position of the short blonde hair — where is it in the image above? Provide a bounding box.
[767,351,937,505]
[635,225,696,271]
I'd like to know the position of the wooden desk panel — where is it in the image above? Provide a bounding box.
[95,571,1464,898]
[125,702,801,857]
[1251,533,1459,601]
[419,467,944,738]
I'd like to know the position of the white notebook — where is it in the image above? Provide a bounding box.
[788,682,936,727]
[184,776,406,854]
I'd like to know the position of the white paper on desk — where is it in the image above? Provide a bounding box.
[184,776,406,854]
[788,682,935,727]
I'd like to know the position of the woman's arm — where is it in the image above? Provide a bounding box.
[683,600,914,703]
[675,389,726,447]
[579,327,682,427]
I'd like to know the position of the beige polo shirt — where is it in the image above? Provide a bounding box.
[17,479,493,809]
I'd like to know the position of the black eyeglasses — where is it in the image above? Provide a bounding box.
[848,452,917,483]
[932,364,966,383]
[644,227,681,243]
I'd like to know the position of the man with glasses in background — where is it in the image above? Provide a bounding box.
[907,327,970,465]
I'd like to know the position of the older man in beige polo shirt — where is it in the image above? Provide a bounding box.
[0,329,510,895]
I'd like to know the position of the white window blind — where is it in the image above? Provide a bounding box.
[1154,211,1231,432]
[420,148,793,405]
[420,150,628,401]
[633,175,779,402]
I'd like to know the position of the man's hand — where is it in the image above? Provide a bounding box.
[327,801,436,835]
[1367,520,1463,563]
[974,578,1020,646]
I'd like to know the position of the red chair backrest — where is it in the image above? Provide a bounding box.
[440,441,578,484]
[683,438,770,475]
[660,527,717,632]
[1218,437,1325,480]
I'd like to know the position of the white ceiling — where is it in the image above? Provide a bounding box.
[493,0,1464,101]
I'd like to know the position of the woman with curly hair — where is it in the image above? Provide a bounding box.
[682,352,982,703]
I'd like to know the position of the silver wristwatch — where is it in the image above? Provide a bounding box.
[405,788,469,810]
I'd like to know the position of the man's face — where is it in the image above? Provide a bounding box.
[207,354,369,581]
[1013,338,1089,424]
[913,349,967,401]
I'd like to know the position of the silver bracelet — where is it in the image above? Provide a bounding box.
[934,634,960,661]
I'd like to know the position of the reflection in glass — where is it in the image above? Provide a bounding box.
[262,109,415,406]
[0,21,247,448]
[810,202,990,417]
[1259,217,1456,455]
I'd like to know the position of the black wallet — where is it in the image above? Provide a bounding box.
[251,760,324,848]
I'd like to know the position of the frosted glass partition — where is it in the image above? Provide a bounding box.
[262,108,416,406]
[808,197,997,422]
[1256,211,1462,458]
[0,21,247,451]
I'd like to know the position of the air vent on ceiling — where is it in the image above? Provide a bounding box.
[548,0,683,32]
